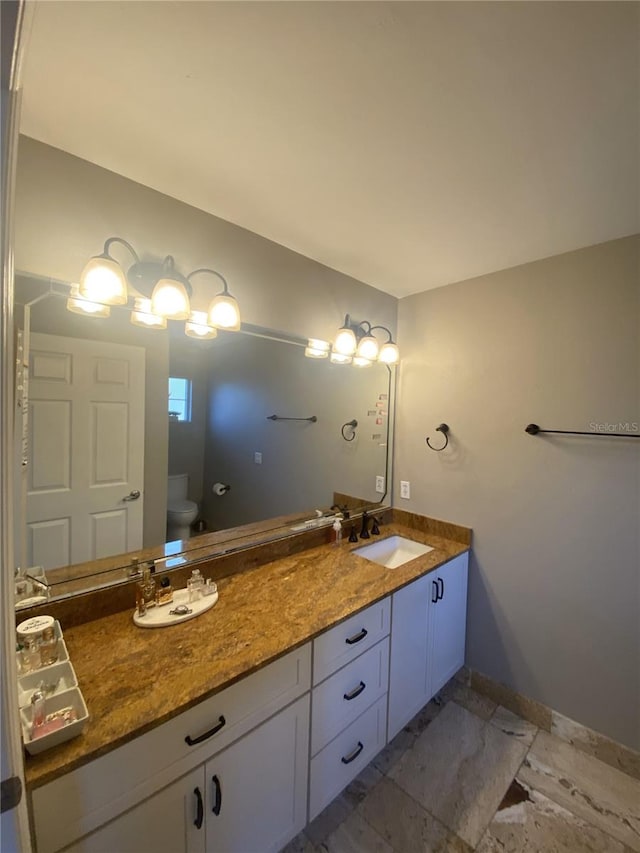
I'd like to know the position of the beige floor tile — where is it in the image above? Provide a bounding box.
[358,776,471,852]
[306,796,353,847]
[322,810,393,853]
[341,764,383,809]
[281,831,322,853]
[441,682,497,721]
[477,777,628,853]
[490,706,537,747]
[389,701,527,847]
[551,711,640,781]
[372,727,416,775]
[520,730,640,851]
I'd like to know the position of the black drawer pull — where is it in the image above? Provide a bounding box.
[185,715,226,746]
[343,681,366,701]
[211,774,222,815]
[193,787,203,829]
[345,628,368,645]
[438,577,444,600]
[341,741,364,765]
[432,580,438,603]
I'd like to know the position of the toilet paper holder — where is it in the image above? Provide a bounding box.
[212,482,231,496]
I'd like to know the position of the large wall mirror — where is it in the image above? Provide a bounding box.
[14,273,393,604]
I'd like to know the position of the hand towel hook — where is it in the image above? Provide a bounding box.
[341,419,358,442]
[426,423,450,451]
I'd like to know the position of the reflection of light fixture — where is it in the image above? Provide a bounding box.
[187,268,241,331]
[185,311,218,340]
[130,297,167,329]
[79,237,138,305]
[66,284,111,317]
[330,351,353,365]
[305,338,330,358]
[151,256,191,320]
[327,315,400,366]
[353,355,373,367]
[333,315,358,356]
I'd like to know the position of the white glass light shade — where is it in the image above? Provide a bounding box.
[378,341,400,364]
[356,335,379,361]
[66,284,110,318]
[79,256,128,305]
[130,297,167,329]
[353,355,373,368]
[185,311,218,340]
[330,351,353,365]
[151,278,190,320]
[333,327,357,356]
[208,293,241,330]
[305,338,329,358]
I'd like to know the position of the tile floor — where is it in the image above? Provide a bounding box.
[283,681,640,853]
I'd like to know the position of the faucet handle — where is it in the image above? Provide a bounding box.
[371,517,381,535]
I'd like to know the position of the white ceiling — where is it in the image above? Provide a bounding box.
[20,1,639,298]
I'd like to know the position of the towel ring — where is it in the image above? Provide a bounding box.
[341,419,358,442]
[426,423,450,452]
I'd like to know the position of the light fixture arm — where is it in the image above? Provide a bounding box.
[102,237,140,264]
[369,324,395,344]
[187,268,230,294]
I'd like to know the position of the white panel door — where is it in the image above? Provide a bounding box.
[387,572,431,741]
[26,333,145,569]
[204,694,309,853]
[428,553,469,698]
[64,767,206,853]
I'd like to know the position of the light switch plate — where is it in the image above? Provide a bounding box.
[254,452,262,464]
[375,475,385,494]
[400,480,410,499]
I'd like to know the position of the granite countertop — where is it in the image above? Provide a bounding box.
[25,518,470,789]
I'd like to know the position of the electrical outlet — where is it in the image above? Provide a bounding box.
[254,452,262,465]
[375,475,385,494]
[400,480,411,500]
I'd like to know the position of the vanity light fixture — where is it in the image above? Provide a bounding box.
[75,239,240,338]
[66,284,111,318]
[327,315,401,366]
[304,338,330,358]
[130,297,167,329]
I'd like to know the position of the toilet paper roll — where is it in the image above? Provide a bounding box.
[212,482,230,496]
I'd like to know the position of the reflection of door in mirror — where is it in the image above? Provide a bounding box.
[24,333,145,571]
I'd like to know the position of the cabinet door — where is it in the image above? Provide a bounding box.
[428,553,469,698]
[64,767,206,853]
[387,572,432,741]
[205,694,309,853]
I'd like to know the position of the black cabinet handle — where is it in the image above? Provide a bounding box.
[343,681,366,701]
[341,741,364,765]
[185,715,226,746]
[438,577,444,600]
[432,580,438,603]
[193,787,203,829]
[345,628,368,645]
[211,774,222,816]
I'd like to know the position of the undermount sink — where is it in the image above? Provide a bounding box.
[353,535,434,569]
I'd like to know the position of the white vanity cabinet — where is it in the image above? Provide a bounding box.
[388,552,468,740]
[309,599,391,820]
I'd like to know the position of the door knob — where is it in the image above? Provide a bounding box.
[122,490,141,502]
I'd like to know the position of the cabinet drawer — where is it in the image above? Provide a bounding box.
[311,637,389,756]
[309,694,387,821]
[313,597,390,685]
[33,643,311,853]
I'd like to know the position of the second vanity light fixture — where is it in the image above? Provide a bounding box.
[75,237,241,336]
[305,314,400,366]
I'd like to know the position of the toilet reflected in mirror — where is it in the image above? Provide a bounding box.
[166,474,199,541]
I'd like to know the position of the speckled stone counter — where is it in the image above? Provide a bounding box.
[24,519,470,790]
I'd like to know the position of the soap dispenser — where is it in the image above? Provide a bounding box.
[332,517,343,545]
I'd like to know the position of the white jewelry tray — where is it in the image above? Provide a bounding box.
[133,589,218,628]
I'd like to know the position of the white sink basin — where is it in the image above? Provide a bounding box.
[353,535,434,569]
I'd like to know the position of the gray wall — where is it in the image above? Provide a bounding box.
[202,334,390,530]
[14,137,397,344]
[395,235,640,749]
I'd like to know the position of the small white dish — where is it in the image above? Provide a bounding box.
[18,660,78,708]
[20,686,89,755]
[133,590,218,628]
